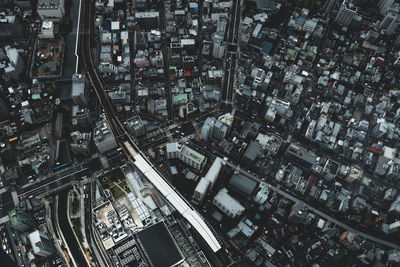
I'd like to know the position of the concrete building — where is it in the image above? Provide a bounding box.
[72,106,92,129]
[288,202,308,224]
[0,0,13,7]
[216,19,227,34]
[135,12,159,30]
[8,209,35,232]
[0,14,25,41]
[166,142,180,159]
[371,120,388,138]
[213,42,225,59]
[166,142,206,170]
[38,21,55,39]
[213,188,245,218]
[212,120,227,141]
[126,115,146,137]
[335,0,358,27]
[201,117,229,142]
[378,11,400,35]
[201,123,212,141]
[378,0,395,15]
[180,145,206,170]
[193,178,210,203]
[322,0,337,13]
[71,74,89,107]
[37,0,65,22]
[243,141,262,163]
[28,230,55,257]
[15,0,32,9]
[285,143,319,171]
[70,131,91,156]
[388,221,400,233]
[94,118,118,153]
[256,0,276,10]
[193,157,223,202]
[229,174,259,200]
[4,46,25,80]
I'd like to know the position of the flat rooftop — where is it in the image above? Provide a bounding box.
[137,222,183,267]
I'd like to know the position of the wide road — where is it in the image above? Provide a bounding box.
[17,165,88,198]
[221,0,241,110]
[139,121,197,150]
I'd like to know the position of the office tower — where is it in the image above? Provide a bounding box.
[8,209,35,232]
[28,230,56,257]
[335,0,358,26]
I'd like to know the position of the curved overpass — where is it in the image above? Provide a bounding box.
[80,0,221,253]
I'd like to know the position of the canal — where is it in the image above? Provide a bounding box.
[57,190,88,267]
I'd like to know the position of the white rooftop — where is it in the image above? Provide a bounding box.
[214,188,245,216]
[28,230,44,255]
[111,21,120,30]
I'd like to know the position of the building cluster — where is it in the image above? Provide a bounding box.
[151,0,400,265]
[0,0,88,187]
[1,199,63,266]
[93,163,215,266]
[92,0,237,123]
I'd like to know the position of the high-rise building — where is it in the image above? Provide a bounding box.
[322,0,337,13]
[37,0,65,22]
[213,42,225,59]
[93,118,118,153]
[201,123,212,141]
[201,117,228,142]
[378,0,395,15]
[0,14,25,41]
[371,120,388,139]
[70,131,91,156]
[72,106,92,129]
[126,116,146,137]
[4,46,25,80]
[15,0,32,9]
[71,74,89,107]
[216,19,227,34]
[378,11,400,35]
[28,230,55,257]
[193,157,223,202]
[0,0,13,8]
[8,209,35,232]
[335,0,358,26]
